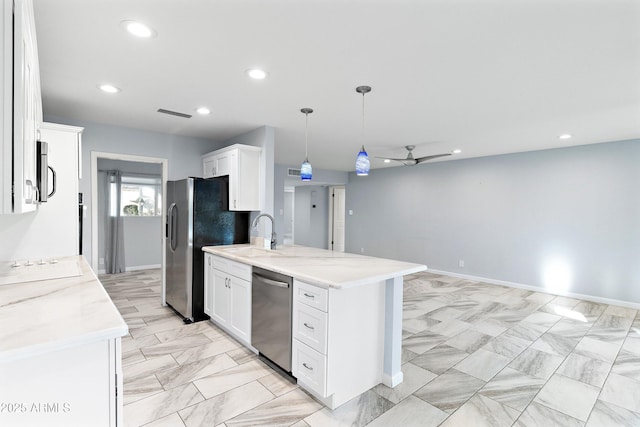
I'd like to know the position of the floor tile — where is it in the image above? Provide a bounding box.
[440,394,520,427]
[586,400,640,427]
[599,373,640,413]
[366,395,447,427]
[534,374,600,421]
[515,401,584,427]
[611,349,640,382]
[257,372,299,397]
[373,362,437,404]
[172,336,241,366]
[124,383,204,427]
[454,349,511,381]
[123,354,178,384]
[414,369,486,413]
[141,333,213,357]
[445,329,493,353]
[193,359,273,399]
[622,335,640,356]
[603,305,638,319]
[411,344,469,375]
[482,333,531,359]
[226,388,322,426]
[123,375,165,405]
[428,318,471,337]
[122,348,146,367]
[304,389,393,427]
[154,321,215,342]
[558,353,611,387]
[508,347,564,380]
[141,413,186,427]
[530,332,579,356]
[178,381,273,427]
[156,353,238,389]
[479,367,545,411]
[522,311,562,327]
[547,318,591,338]
[573,336,621,363]
[471,319,508,337]
[403,330,449,354]
[504,322,548,342]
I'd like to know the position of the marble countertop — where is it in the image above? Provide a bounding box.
[202,244,427,289]
[0,256,128,362]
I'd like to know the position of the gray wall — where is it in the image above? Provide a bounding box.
[45,115,223,266]
[294,186,329,249]
[97,159,162,271]
[345,139,640,304]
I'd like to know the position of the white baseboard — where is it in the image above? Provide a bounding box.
[126,264,161,272]
[97,264,161,275]
[427,269,640,310]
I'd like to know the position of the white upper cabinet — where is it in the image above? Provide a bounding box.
[1,0,43,214]
[202,144,261,211]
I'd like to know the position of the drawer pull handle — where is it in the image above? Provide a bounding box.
[303,322,315,330]
[303,362,314,371]
[303,293,315,299]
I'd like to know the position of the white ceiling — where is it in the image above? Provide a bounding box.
[33,0,640,172]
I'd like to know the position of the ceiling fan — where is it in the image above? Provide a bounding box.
[377,145,451,166]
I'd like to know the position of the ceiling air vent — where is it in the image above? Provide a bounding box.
[287,168,301,177]
[157,108,192,119]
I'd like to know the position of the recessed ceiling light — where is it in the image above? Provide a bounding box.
[559,134,572,140]
[246,68,268,80]
[452,149,462,154]
[98,84,121,93]
[383,159,391,163]
[120,20,156,38]
[196,107,211,115]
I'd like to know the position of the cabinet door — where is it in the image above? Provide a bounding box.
[202,157,216,178]
[203,254,214,316]
[229,276,251,343]
[215,151,231,177]
[10,0,40,213]
[211,269,229,325]
[231,148,260,211]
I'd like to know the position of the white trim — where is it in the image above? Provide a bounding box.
[126,264,161,272]
[39,122,84,133]
[90,151,168,306]
[428,268,640,310]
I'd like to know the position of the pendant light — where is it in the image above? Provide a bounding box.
[355,85,371,176]
[300,108,313,181]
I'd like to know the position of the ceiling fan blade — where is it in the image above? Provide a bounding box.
[375,156,418,166]
[415,153,452,163]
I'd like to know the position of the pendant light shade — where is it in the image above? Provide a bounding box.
[300,108,313,181]
[355,86,371,176]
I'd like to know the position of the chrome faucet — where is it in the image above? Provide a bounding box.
[251,213,277,250]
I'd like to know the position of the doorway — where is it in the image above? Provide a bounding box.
[328,186,346,252]
[90,152,168,302]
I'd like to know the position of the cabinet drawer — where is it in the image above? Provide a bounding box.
[292,340,327,397]
[294,280,328,312]
[294,302,328,354]
[212,255,252,281]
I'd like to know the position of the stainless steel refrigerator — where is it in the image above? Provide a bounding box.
[165,177,249,322]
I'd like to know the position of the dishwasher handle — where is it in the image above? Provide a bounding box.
[253,273,290,288]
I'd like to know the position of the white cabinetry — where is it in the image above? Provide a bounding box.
[0,337,123,427]
[1,0,43,214]
[202,144,261,211]
[204,253,252,345]
[292,279,386,409]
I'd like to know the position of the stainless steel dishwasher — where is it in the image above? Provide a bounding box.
[251,266,293,373]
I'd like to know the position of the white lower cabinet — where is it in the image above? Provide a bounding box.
[0,337,122,427]
[204,253,252,345]
[292,279,386,410]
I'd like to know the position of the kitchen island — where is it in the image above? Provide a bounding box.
[202,244,426,409]
[0,256,128,427]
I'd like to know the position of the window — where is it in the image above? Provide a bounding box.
[119,175,162,216]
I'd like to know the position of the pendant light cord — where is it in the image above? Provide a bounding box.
[361,93,365,150]
[305,112,309,160]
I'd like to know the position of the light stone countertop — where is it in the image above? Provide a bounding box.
[202,244,427,289]
[0,256,128,362]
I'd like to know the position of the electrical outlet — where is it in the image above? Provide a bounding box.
[459,260,465,268]
[99,257,105,265]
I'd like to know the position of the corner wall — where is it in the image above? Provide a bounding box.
[345,139,640,304]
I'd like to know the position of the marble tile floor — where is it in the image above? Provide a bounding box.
[101,269,640,426]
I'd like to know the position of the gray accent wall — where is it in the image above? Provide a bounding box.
[294,186,329,249]
[345,139,640,304]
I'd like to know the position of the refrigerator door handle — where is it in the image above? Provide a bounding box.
[168,202,178,252]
